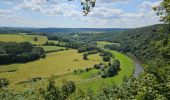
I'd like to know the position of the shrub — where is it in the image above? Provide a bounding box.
[103,56,111,62]
[101,59,121,78]
[31,77,42,82]
[40,79,76,100]
[0,78,9,88]
[34,37,38,41]
[83,53,88,60]
[62,81,76,99]
[85,68,92,72]
[74,69,84,74]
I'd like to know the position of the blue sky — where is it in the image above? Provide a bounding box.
[0,0,161,28]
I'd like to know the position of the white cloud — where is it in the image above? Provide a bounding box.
[15,0,81,17]
[0,0,161,28]
[97,0,128,4]
[77,0,161,28]
[139,1,161,12]
[89,7,123,18]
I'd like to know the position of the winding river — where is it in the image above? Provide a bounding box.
[132,56,144,77]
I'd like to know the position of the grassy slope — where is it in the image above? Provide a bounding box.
[0,50,102,89]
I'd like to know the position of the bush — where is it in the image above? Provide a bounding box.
[94,64,98,69]
[83,53,88,60]
[74,69,84,74]
[85,68,92,72]
[101,59,121,78]
[62,81,76,99]
[103,56,111,62]
[40,79,76,100]
[34,37,38,41]
[31,77,42,82]
[0,78,9,88]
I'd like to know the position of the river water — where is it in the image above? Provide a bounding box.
[131,56,144,77]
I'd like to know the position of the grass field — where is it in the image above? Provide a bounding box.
[76,69,99,79]
[0,34,24,42]
[0,34,48,45]
[20,35,48,45]
[0,64,19,73]
[0,49,102,89]
[40,46,65,52]
[97,41,120,47]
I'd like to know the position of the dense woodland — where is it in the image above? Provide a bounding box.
[0,42,45,64]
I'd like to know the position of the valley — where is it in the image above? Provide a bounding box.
[0,34,135,92]
[0,0,169,99]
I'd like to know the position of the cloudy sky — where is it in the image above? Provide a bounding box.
[0,0,161,28]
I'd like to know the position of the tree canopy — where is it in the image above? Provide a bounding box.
[68,0,96,15]
[153,0,170,31]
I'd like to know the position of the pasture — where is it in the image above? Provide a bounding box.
[0,34,24,42]
[40,46,65,52]
[16,50,135,92]
[0,34,48,45]
[0,49,102,89]
[97,41,120,47]
[20,35,48,45]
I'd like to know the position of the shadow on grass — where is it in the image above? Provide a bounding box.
[0,69,17,73]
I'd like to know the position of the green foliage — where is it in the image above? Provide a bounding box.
[0,78,9,88]
[153,0,170,31]
[0,42,45,64]
[0,0,169,99]
[68,0,96,15]
[83,53,88,60]
[74,69,84,74]
[102,56,110,62]
[40,79,76,100]
[34,37,38,41]
[99,50,113,62]
[104,43,120,51]
[61,81,76,99]
[101,59,121,78]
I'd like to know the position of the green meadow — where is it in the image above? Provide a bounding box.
[97,41,120,47]
[0,49,102,90]
[20,35,48,45]
[40,46,65,52]
[0,34,24,42]
[0,34,48,45]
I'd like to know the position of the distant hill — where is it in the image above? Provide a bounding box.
[0,27,128,34]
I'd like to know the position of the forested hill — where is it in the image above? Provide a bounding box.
[113,24,169,63]
[0,27,127,34]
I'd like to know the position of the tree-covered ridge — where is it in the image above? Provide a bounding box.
[114,24,169,62]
